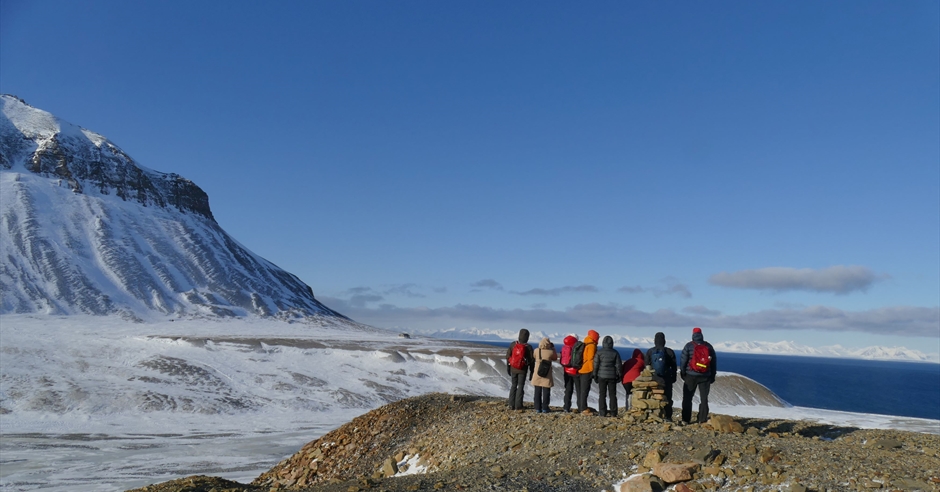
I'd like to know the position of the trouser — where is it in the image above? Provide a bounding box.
[622,382,633,410]
[576,373,593,412]
[563,373,576,411]
[508,369,527,410]
[598,378,618,416]
[533,386,551,412]
[681,374,711,423]
[663,381,674,420]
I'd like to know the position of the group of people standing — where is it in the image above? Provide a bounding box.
[505,327,717,424]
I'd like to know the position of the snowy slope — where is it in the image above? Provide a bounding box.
[0,95,341,319]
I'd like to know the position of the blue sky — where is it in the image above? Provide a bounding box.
[2,1,938,353]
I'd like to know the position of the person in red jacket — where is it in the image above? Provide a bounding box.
[560,334,579,413]
[621,348,645,410]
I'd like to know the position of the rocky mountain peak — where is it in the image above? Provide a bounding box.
[1,94,213,220]
[0,95,345,320]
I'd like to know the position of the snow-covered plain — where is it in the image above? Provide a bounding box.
[2,315,938,491]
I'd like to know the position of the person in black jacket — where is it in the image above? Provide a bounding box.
[646,332,678,421]
[506,328,535,411]
[591,336,623,417]
[679,327,717,424]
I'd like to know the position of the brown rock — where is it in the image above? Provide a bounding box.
[707,415,744,433]
[643,449,664,468]
[758,447,777,463]
[381,457,398,477]
[618,474,666,492]
[652,462,700,483]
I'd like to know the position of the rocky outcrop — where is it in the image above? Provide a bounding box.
[133,393,940,492]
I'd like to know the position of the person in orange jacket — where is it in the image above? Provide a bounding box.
[576,329,599,414]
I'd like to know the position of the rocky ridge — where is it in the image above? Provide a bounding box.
[131,393,940,492]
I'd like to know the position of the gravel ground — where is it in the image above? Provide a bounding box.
[130,393,940,492]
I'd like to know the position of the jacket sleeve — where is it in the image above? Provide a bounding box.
[709,344,717,378]
[614,353,623,380]
[592,351,600,378]
[679,344,689,377]
[527,345,536,377]
[666,348,678,382]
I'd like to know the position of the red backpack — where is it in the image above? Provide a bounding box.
[689,342,711,373]
[509,342,528,370]
[560,345,573,367]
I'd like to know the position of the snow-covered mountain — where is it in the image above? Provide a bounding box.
[0,95,343,319]
[415,326,940,363]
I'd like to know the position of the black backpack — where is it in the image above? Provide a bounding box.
[569,341,585,370]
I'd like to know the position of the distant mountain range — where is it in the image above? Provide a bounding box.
[413,326,939,363]
[0,95,344,320]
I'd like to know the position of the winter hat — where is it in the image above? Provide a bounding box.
[518,328,530,343]
[654,332,666,348]
[692,327,702,334]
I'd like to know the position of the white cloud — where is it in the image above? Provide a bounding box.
[709,265,887,294]
[512,285,599,296]
[618,277,692,298]
[683,305,721,316]
[319,298,939,338]
[470,279,503,290]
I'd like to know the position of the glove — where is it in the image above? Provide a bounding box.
[708,377,715,385]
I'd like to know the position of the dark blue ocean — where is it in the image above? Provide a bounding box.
[475,341,940,420]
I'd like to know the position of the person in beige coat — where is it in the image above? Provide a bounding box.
[531,337,558,413]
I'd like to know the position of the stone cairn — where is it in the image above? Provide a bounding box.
[627,365,668,421]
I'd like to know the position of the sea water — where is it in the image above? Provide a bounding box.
[682,351,940,421]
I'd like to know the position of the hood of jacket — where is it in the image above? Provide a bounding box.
[563,335,578,347]
[586,330,600,344]
[602,336,614,349]
[632,348,644,360]
[518,329,530,344]
[539,337,553,349]
[654,332,666,348]
[692,331,704,344]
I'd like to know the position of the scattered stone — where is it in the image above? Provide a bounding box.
[758,447,777,463]
[892,478,931,490]
[707,415,744,433]
[380,457,398,477]
[865,439,903,449]
[652,462,699,483]
[692,446,718,464]
[618,474,661,492]
[643,449,664,468]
